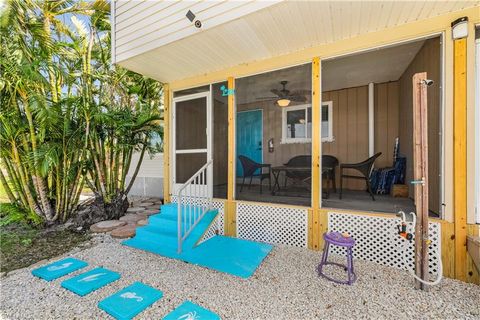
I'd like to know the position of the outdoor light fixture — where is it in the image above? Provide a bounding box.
[451,17,468,40]
[277,99,291,107]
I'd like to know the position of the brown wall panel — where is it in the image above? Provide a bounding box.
[322,83,398,190]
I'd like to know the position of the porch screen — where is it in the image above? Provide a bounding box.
[235,63,312,207]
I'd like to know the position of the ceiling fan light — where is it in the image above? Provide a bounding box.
[277,99,291,107]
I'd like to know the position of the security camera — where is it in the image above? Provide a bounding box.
[194,20,202,28]
[421,79,434,86]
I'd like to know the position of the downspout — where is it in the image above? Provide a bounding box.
[368,82,375,157]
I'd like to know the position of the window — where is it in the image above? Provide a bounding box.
[281,102,333,143]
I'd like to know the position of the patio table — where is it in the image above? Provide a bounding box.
[271,166,334,197]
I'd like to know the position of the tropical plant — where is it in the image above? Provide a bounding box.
[0,0,163,225]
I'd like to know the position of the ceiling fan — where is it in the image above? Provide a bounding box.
[256,80,311,106]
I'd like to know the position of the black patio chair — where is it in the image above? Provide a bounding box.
[322,155,339,193]
[238,155,271,194]
[283,155,311,188]
[339,152,382,201]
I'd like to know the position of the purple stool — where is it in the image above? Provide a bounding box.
[317,231,356,285]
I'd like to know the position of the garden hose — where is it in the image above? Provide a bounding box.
[397,211,443,286]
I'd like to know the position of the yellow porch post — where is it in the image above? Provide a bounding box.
[163,84,171,203]
[309,57,322,250]
[453,38,467,281]
[225,76,237,236]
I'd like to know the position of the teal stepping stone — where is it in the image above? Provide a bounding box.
[61,267,120,296]
[31,257,88,281]
[98,282,163,320]
[163,301,221,320]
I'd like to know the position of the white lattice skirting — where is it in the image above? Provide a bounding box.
[327,212,441,275]
[236,203,308,247]
[170,196,225,243]
[198,199,225,243]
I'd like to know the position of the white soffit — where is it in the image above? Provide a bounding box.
[116,1,479,83]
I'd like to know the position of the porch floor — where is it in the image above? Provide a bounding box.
[215,184,439,217]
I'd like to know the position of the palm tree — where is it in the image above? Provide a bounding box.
[0,0,163,225]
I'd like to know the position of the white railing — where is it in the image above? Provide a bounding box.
[177,160,213,253]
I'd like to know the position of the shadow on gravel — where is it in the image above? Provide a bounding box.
[0,223,91,273]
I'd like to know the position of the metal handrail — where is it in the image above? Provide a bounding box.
[177,160,213,253]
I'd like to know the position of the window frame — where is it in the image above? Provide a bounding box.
[281,102,333,144]
[321,101,334,142]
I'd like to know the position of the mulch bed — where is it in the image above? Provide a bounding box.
[0,223,91,273]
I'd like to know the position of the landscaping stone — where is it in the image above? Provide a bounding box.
[109,225,136,239]
[119,214,146,224]
[137,219,148,226]
[126,207,145,213]
[90,220,127,233]
[141,209,160,216]
[138,202,154,207]
[145,206,160,211]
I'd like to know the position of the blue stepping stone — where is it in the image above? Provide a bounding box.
[163,301,221,320]
[31,257,88,281]
[61,267,120,296]
[98,282,163,320]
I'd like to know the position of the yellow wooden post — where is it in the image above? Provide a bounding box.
[225,76,237,236]
[310,57,321,250]
[453,38,467,281]
[163,84,171,203]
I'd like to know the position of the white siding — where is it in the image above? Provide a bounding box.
[126,152,164,198]
[127,153,163,178]
[113,0,281,63]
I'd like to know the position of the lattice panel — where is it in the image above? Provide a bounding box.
[237,203,308,247]
[211,199,225,235]
[170,195,209,207]
[198,199,225,244]
[327,212,441,275]
[171,197,225,244]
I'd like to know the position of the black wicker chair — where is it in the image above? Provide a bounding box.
[322,155,339,194]
[238,155,271,194]
[339,152,382,201]
[283,155,311,188]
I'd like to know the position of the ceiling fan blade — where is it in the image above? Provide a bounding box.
[290,90,311,96]
[256,96,278,100]
[290,95,307,102]
[270,89,282,97]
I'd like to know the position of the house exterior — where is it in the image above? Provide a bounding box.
[112,1,480,284]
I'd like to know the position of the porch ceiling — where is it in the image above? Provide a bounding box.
[117,1,479,84]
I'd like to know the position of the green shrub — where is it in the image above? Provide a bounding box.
[0,203,42,226]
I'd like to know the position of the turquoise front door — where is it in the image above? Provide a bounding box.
[236,110,263,177]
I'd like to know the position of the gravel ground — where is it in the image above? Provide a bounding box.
[1,234,479,320]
